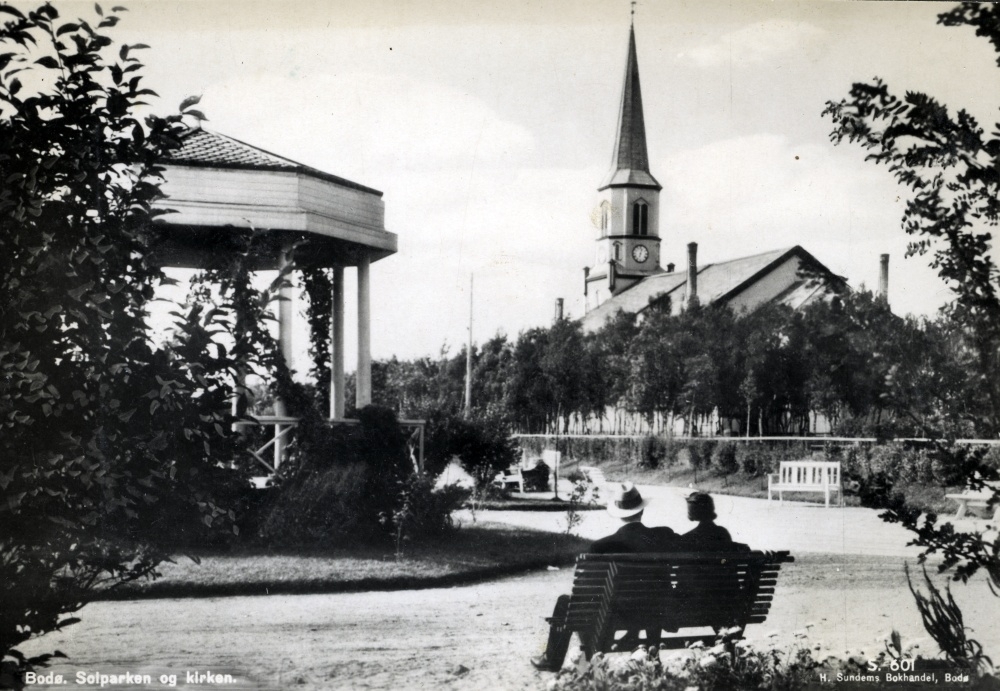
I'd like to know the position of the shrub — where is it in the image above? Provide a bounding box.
[256,406,414,545]
[381,474,470,557]
[735,444,760,475]
[0,4,252,678]
[710,442,738,475]
[640,435,667,469]
[424,411,520,488]
[685,440,717,471]
[548,629,996,691]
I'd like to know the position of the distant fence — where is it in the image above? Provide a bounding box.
[512,434,1000,474]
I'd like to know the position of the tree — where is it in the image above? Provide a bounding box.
[0,4,251,682]
[541,318,592,433]
[824,2,1000,436]
[824,0,1000,641]
[587,310,638,432]
[507,327,553,433]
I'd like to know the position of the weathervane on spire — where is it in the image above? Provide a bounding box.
[631,1,637,25]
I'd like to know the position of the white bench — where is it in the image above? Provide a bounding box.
[945,481,1000,522]
[768,461,842,507]
[493,467,524,492]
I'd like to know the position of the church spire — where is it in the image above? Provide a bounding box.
[600,24,661,191]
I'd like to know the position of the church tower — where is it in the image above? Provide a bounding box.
[585,24,663,312]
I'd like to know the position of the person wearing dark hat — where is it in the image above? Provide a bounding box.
[531,482,677,672]
[679,491,733,550]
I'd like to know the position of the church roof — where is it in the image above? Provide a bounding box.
[600,26,661,191]
[165,127,383,197]
[581,246,845,332]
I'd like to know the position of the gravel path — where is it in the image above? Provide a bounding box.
[19,488,1000,691]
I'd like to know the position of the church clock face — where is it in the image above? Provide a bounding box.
[631,244,649,263]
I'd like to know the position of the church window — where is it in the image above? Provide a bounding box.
[600,202,611,237]
[613,242,622,261]
[632,201,649,236]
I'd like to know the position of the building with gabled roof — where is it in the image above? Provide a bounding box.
[581,24,850,333]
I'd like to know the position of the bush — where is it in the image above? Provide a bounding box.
[424,410,520,488]
[735,444,760,475]
[256,406,414,546]
[710,442,738,475]
[381,474,470,556]
[548,629,997,691]
[640,435,668,469]
[685,440,717,471]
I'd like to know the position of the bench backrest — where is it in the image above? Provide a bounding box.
[777,461,840,487]
[961,480,1000,497]
[565,551,792,637]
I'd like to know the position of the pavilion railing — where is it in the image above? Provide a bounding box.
[233,415,426,477]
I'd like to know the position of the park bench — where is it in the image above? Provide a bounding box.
[767,460,842,507]
[493,467,524,492]
[550,550,794,658]
[945,480,1000,522]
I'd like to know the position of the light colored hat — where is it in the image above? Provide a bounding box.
[607,481,649,518]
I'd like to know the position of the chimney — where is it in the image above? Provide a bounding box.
[878,254,889,304]
[686,242,699,308]
[554,298,564,322]
[666,262,675,273]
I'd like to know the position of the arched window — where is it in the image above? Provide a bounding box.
[613,242,622,261]
[600,202,611,237]
[632,201,649,236]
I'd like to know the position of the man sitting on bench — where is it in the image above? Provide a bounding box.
[531,482,677,672]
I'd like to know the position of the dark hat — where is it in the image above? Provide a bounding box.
[686,491,716,520]
[607,481,649,518]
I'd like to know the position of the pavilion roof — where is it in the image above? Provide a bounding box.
[166,128,383,197]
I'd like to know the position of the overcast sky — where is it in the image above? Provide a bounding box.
[46,0,1000,367]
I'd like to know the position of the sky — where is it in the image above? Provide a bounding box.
[41,1,1000,368]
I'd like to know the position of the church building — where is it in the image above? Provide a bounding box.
[580,25,853,334]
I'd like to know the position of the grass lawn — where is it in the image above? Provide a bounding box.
[98,521,591,601]
[472,497,606,511]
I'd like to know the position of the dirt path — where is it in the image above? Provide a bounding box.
[20,555,999,691]
[19,488,1000,691]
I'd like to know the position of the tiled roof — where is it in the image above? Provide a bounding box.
[581,246,840,332]
[168,128,300,169]
[164,128,382,196]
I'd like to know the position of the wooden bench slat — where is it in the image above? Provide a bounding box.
[556,550,793,659]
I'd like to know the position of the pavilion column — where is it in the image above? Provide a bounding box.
[274,248,294,470]
[330,266,345,419]
[356,255,372,408]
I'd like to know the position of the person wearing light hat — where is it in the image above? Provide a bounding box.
[531,481,677,671]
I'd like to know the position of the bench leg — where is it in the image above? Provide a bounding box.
[542,595,572,667]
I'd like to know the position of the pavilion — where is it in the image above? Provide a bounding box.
[149,125,401,471]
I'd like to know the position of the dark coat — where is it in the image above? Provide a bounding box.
[590,522,678,554]
[679,521,736,551]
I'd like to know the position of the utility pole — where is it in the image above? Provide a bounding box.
[465,273,473,419]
